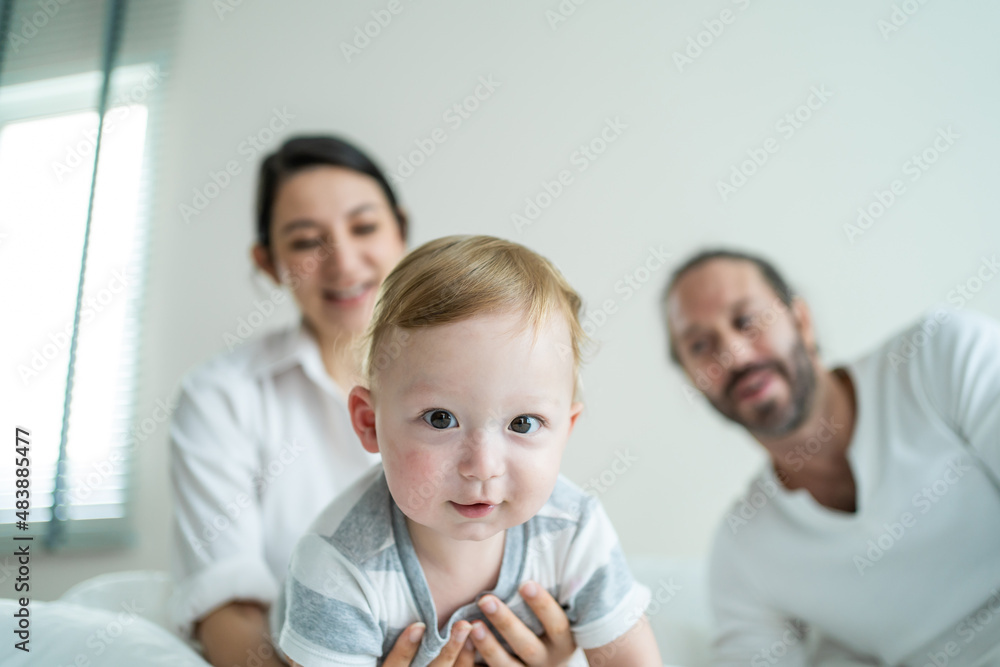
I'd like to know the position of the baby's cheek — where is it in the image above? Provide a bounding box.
[390,449,453,514]
[514,452,562,513]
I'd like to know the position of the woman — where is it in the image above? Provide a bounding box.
[169,136,578,667]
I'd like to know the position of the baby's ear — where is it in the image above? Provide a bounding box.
[348,386,380,454]
[567,401,584,435]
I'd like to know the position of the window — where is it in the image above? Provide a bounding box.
[1,65,157,548]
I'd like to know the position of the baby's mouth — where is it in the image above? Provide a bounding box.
[450,502,497,519]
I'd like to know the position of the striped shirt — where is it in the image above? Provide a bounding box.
[272,465,650,667]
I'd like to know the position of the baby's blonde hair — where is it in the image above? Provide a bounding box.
[360,235,590,396]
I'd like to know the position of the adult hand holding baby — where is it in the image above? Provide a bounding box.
[382,583,576,667]
[471,583,576,666]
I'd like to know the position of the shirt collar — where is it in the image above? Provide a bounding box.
[249,318,349,402]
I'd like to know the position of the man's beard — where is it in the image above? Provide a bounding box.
[707,336,817,438]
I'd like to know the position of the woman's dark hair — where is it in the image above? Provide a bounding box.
[255,135,407,251]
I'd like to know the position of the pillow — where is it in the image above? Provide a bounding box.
[0,599,209,666]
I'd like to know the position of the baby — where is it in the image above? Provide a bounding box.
[272,235,661,666]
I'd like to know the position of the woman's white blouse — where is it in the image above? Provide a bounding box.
[168,322,380,638]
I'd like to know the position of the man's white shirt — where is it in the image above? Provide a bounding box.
[710,307,1000,666]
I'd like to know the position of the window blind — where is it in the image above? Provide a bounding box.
[0,0,179,550]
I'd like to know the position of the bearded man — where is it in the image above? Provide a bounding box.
[662,250,1000,666]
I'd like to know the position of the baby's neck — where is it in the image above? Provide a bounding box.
[406,518,507,630]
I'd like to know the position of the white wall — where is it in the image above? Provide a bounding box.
[24,0,1000,600]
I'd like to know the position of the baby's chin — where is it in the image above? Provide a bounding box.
[448,525,509,542]
[412,504,535,542]
[413,516,508,543]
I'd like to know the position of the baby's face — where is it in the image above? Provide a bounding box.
[369,310,582,542]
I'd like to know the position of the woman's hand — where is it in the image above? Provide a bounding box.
[471,581,576,667]
[197,601,286,667]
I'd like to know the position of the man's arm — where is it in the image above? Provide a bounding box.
[918,308,1000,480]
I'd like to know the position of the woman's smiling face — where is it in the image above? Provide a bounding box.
[261,165,406,340]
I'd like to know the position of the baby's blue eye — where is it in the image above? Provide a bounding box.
[509,415,541,435]
[423,410,457,429]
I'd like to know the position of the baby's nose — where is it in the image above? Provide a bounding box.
[458,431,506,481]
